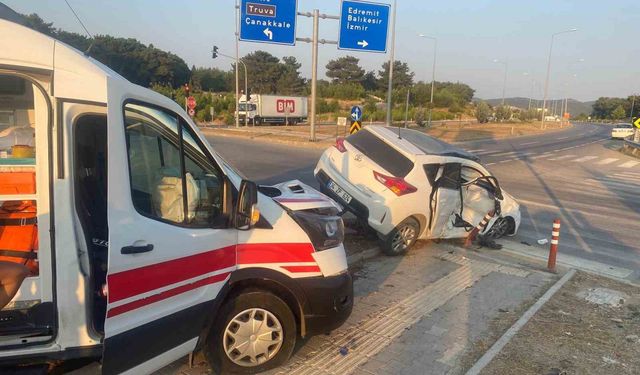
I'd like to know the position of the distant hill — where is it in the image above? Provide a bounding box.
[481,97,593,116]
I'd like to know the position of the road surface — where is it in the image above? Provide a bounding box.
[205,123,640,282]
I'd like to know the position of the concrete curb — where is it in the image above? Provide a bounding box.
[465,268,577,375]
[346,246,381,266]
[200,128,333,149]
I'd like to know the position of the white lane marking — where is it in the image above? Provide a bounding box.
[547,154,576,161]
[515,198,637,221]
[520,141,539,146]
[571,156,598,162]
[615,172,640,179]
[466,149,485,153]
[588,178,640,191]
[557,136,569,140]
[619,160,640,168]
[596,158,619,165]
[491,151,520,157]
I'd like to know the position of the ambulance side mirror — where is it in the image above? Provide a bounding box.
[235,180,259,230]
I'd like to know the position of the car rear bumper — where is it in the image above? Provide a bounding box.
[316,169,370,220]
[297,271,353,336]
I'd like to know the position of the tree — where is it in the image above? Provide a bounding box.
[362,71,379,92]
[277,56,306,95]
[378,61,414,91]
[325,56,365,85]
[611,105,626,120]
[240,51,282,94]
[592,97,628,119]
[475,101,491,123]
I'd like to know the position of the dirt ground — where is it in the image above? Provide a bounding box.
[480,271,640,375]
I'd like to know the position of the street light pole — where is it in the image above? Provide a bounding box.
[541,28,577,129]
[493,59,508,106]
[418,34,437,128]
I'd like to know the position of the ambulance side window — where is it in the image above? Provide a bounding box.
[124,102,224,227]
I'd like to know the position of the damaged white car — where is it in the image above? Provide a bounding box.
[315,126,521,256]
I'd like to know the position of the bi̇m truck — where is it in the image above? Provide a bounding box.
[239,94,308,126]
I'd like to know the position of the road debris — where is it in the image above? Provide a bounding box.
[577,287,628,307]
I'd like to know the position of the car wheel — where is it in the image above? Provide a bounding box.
[484,216,513,239]
[254,117,262,126]
[381,217,419,256]
[205,291,296,374]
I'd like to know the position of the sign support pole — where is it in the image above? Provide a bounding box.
[310,9,319,142]
[386,0,397,126]
[234,0,240,128]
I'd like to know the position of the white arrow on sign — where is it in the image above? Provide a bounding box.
[357,40,369,48]
[263,28,273,40]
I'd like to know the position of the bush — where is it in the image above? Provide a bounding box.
[475,101,491,123]
[415,108,426,127]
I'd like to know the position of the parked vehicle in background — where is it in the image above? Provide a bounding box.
[611,123,635,139]
[315,126,521,256]
[239,94,308,126]
[0,17,352,374]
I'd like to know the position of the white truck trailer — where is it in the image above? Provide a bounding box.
[239,94,308,125]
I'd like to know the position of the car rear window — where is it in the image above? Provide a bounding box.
[346,129,414,177]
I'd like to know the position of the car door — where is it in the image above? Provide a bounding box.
[102,99,237,375]
[460,166,500,227]
[426,162,467,239]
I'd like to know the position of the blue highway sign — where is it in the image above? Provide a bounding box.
[339,0,390,53]
[240,0,298,46]
[351,106,363,122]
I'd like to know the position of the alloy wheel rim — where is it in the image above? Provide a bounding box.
[391,224,416,252]
[487,217,508,238]
[223,308,284,367]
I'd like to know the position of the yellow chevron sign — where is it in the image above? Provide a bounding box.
[634,117,640,129]
[350,121,362,134]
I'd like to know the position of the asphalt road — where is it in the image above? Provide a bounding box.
[205,123,640,281]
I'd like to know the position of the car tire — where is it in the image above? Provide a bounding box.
[205,291,296,374]
[485,216,514,239]
[254,117,262,126]
[381,217,420,256]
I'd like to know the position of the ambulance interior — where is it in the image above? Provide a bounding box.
[0,73,50,344]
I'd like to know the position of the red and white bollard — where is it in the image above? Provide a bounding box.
[547,219,561,272]
[464,210,495,247]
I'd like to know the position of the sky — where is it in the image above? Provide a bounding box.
[3,0,639,101]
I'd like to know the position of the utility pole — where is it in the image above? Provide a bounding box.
[386,0,397,126]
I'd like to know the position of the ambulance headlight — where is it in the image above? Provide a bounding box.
[291,210,344,251]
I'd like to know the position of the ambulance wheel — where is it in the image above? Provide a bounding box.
[381,217,419,256]
[206,291,296,374]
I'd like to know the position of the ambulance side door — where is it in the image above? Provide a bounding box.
[102,99,237,375]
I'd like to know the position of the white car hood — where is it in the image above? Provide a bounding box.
[265,180,343,212]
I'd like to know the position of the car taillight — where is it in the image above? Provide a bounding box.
[373,171,417,196]
[334,137,347,153]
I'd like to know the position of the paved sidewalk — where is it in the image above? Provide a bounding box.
[161,242,556,375]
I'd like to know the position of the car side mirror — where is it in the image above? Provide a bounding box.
[235,180,260,230]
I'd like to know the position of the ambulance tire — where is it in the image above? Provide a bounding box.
[206,290,296,374]
[381,217,420,256]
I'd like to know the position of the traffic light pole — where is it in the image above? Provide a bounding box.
[297,10,338,142]
[213,48,249,127]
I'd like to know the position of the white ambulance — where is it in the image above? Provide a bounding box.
[0,16,352,374]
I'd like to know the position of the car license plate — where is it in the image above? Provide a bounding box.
[327,180,352,204]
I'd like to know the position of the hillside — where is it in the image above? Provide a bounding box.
[482,97,593,116]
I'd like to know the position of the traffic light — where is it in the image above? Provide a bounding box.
[212,46,218,59]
